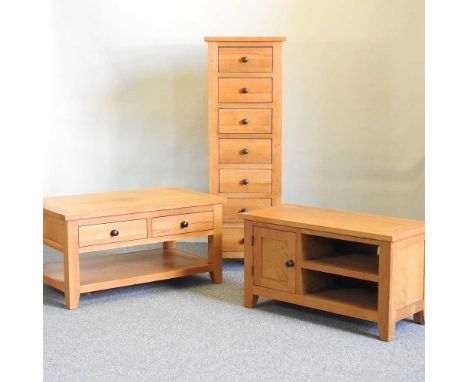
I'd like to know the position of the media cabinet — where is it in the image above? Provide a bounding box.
[243,204,425,341]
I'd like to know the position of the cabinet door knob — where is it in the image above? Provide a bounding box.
[285,259,295,267]
[241,56,249,63]
[241,87,249,94]
[239,238,245,244]
[241,178,249,185]
[180,221,189,228]
[110,229,119,237]
[240,207,249,213]
[241,148,249,155]
[241,118,249,125]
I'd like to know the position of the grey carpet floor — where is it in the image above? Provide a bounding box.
[44,243,424,382]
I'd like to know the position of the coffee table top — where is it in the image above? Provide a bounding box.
[44,187,226,221]
[244,204,424,242]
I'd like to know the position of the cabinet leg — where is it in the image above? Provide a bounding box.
[414,310,425,325]
[243,220,257,308]
[208,204,223,284]
[64,222,80,310]
[244,293,259,308]
[378,319,396,341]
[378,242,396,341]
[163,241,176,249]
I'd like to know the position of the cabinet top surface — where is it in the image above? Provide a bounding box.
[204,36,286,42]
[244,204,424,242]
[44,188,226,221]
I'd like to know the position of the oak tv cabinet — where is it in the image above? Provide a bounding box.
[43,188,225,309]
[243,204,425,341]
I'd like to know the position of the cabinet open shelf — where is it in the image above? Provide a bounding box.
[302,253,379,282]
[303,287,378,321]
[43,248,212,294]
[301,269,378,321]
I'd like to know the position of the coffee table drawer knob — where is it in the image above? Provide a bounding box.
[110,229,119,237]
[180,221,189,228]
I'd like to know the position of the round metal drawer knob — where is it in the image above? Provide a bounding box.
[241,118,249,125]
[180,221,189,228]
[285,259,295,267]
[241,148,249,155]
[240,208,249,213]
[241,87,249,94]
[241,178,249,185]
[110,229,119,237]
[241,56,249,63]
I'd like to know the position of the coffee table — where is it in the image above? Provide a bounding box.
[43,187,226,309]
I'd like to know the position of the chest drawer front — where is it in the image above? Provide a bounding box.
[223,198,272,223]
[219,169,271,193]
[152,211,213,237]
[219,47,273,73]
[219,108,272,134]
[79,219,147,247]
[219,138,271,164]
[222,228,245,252]
[219,78,272,103]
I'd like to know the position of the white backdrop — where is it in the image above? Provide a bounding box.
[45,0,424,219]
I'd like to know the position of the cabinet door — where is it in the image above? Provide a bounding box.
[253,227,296,293]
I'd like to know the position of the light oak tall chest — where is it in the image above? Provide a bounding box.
[205,36,286,259]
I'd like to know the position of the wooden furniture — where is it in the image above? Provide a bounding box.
[205,36,286,259]
[243,204,425,341]
[43,188,225,309]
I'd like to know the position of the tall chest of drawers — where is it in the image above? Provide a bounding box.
[205,36,286,259]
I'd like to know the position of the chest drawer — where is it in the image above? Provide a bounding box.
[219,47,272,73]
[219,78,272,103]
[219,169,271,193]
[79,219,147,247]
[222,228,245,252]
[219,109,272,134]
[219,138,271,164]
[223,198,272,223]
[152,211,213,237]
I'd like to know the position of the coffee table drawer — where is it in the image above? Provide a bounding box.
[222,228,245,252]
[219,138,271,164]
[79,219,147,247]
[219,78,272,103]
[223,198,272,223]
[219,47,272,73]
[220,169,272,193]
[152,211,213,237]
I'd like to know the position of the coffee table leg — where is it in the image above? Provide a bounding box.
[208,204,222,283]
[64,222,80,309]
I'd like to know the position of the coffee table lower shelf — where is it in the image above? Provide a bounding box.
[43,248,212,293]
